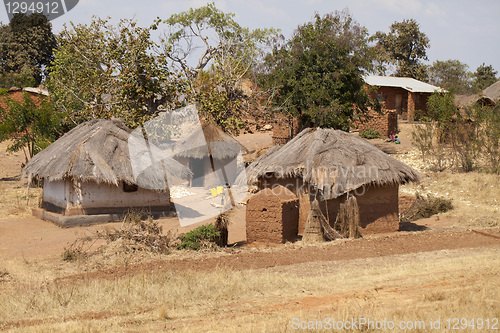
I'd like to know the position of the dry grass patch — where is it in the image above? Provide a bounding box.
[0,180,41,218]
[1,247,498,332]
[401,171,500,228]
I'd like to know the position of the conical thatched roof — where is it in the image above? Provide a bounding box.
[22,118,190,191]
[483,80,500,103]
[245,128,420,199]
[455,94,495,108]
[172,123,246,160]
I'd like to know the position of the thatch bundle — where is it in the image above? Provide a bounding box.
[336,196,361,239]
[245,128,420,199]
[214,213,229,247]
[302,200,343,243]
[22,118,190,190]
[173,123,246,160]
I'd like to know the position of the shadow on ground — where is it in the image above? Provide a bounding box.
[399,221,430,232]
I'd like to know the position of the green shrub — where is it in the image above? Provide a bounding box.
[360,128,381,139]
[414,109,432,122]
[177,224,221,251]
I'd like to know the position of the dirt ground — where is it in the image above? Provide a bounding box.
[0,126,498,261]
[53,227,500,283]
[1,126,499,332]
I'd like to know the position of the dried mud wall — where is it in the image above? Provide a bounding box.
[355,184,399,234]
[246,186,299,243]
[258,177,400,235]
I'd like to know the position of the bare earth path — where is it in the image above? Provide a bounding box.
[58,228,500,282]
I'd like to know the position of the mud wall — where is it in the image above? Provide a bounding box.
[246,186,299,244]
[258,177,400,235]
[355,184,399,234]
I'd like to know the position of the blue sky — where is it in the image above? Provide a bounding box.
[2,0,499,76]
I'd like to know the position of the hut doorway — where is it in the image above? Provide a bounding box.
[190,158,208,187]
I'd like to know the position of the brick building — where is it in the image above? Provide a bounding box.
[272,76,444,144]
[0,87,49,120]
[363,75,445,121]
[0,87,49,106]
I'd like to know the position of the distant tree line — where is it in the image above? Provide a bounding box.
[0,13,57,88]
[0,4,498,160]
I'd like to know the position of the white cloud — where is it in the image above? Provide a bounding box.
[305,0,324,5]
[377,0,423,16]
[424,2,443,17]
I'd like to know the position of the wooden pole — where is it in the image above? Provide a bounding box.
[207,142,236,207]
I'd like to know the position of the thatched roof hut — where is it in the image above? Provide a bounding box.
[172,123,246,187]
[246,127,420,200]
[172,123,246,160]
[23,118,190,190]
[455,81,500,109]
[244,128,421,236]
[24,118,192,226]
[455,94,495,108]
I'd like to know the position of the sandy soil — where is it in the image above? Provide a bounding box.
[236,130,273,153]
[364,121,415,155]
[1,130,499,332]
[0,127,498,262]
[56,228,500,283]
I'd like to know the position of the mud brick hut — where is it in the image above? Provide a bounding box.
[23,118,190,227]
[245,128,420,235]
[173,123,246,188]
[246,185,299,244]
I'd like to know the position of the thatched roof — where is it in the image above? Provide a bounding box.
[455,94,495,108]
[245,128,420,199]
[483,80,500,103]
[172,123,246,160]
[22,118,190,191]
[455,81,500,108]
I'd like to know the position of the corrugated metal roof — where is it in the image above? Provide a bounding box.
[8,87,50,96]
[23,87,49,96]
[364,75,445,93]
